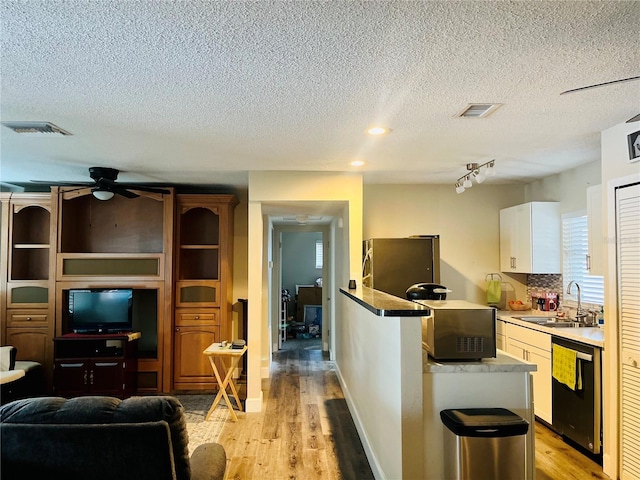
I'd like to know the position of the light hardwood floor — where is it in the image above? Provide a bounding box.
[218,348,607,480]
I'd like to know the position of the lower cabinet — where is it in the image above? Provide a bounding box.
[6,310,54,391]
[506,323,552,424]
[496,319,507,351]
[53,334,138,399]
[173,309,220,389]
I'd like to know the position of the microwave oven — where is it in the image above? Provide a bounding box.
[414,300,496,360]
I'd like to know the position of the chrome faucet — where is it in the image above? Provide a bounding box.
[566,281,587,322]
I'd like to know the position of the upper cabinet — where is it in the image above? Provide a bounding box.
[500,202,560,274]
[173,194,237,390]
[586,185,604,276]
[1,193,56,389]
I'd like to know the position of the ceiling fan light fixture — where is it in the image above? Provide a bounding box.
[92,190,115,201]
[1,121,72,136]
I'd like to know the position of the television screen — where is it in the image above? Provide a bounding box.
[68,289,133,334]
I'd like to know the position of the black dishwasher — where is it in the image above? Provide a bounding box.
[551,336,602,454]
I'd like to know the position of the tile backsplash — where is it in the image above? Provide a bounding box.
[526,273,602,312]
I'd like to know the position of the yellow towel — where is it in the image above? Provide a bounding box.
[552,344,582,390]
[486,280,502,304]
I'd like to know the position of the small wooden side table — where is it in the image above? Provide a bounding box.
[203,343,248,422]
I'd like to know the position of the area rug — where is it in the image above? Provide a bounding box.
[176,394,230,454]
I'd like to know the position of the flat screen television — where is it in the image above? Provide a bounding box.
[68,288,133,334]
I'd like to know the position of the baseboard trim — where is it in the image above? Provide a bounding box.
[334,363,384,480]
[244,391,263,413]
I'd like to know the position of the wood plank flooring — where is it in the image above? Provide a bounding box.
[218,348,608,480]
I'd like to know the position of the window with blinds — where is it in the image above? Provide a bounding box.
[315,240,323,269]
[562,213,604,305]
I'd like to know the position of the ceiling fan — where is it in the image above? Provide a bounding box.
[33,167,170,200]
[560,75,640,123]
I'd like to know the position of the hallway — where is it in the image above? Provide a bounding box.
[219,348,374,479]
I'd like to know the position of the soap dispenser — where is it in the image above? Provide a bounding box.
[598,306,604,326]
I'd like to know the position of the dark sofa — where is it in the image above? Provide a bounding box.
[0,395,226,480]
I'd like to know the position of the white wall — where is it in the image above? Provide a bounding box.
[363,184,525,303]
[525,160,601,214]
[245,171,363,411]
[600,121,640,480]
[336,292,423,480]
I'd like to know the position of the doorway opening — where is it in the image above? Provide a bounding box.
[279,229,324,352]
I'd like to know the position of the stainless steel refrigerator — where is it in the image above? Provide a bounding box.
[362,236,440,298]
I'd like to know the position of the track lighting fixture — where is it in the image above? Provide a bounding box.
[454,160,496,194]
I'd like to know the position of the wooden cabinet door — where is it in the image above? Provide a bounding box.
[6,327,52,365]
[173,326,219,385]
[91,360,124,396]
[54,359,89,397]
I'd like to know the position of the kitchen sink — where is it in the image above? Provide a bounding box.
[512,316,584,328]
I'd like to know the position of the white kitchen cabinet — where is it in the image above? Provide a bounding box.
[496,319,507,351]
[505,323,552,424]
[500,202,560,274]
[586,184,604,276]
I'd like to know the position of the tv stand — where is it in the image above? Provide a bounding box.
[53,332,140,399]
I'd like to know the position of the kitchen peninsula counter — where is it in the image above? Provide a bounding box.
[339,286,430,316]
[336,286,535,480]
[424,350,537,373]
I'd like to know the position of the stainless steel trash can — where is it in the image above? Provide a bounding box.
[440,408,529,480]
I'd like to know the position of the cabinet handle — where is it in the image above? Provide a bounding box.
[195,315,200,320]
[176,328,180,332]
[89,370,94,385]
[83,370,88,385]
[26,317,32,321]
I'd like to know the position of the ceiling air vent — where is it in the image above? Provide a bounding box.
[456,103,502,118]
[1,121,72,136]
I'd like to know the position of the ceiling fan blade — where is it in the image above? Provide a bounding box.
[62,187,94,200]
[30,180,94,186]
[118,184,171,195]
[560,75,640,95]
[627,113,640,123]
[110,184,139,199]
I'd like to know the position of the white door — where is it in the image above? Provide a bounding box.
[617,183,640,480]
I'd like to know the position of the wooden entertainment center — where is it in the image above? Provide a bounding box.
[0,189,237,395]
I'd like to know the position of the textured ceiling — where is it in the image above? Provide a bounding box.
[1,1,639,188]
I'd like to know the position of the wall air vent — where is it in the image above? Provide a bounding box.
[1,121,72,136]
[456,103,502,118]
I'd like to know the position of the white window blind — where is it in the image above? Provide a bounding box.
[562,214,604,305]
[315,240,323,269]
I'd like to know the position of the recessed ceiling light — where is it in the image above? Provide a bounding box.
[1,121,72,135]
[455,104,502,118]
[351,160,365,167]
[367,126,390,135]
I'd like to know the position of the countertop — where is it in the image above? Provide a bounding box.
[339,286,430,317]
[424,350,537,374]
[497,311,604,348]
